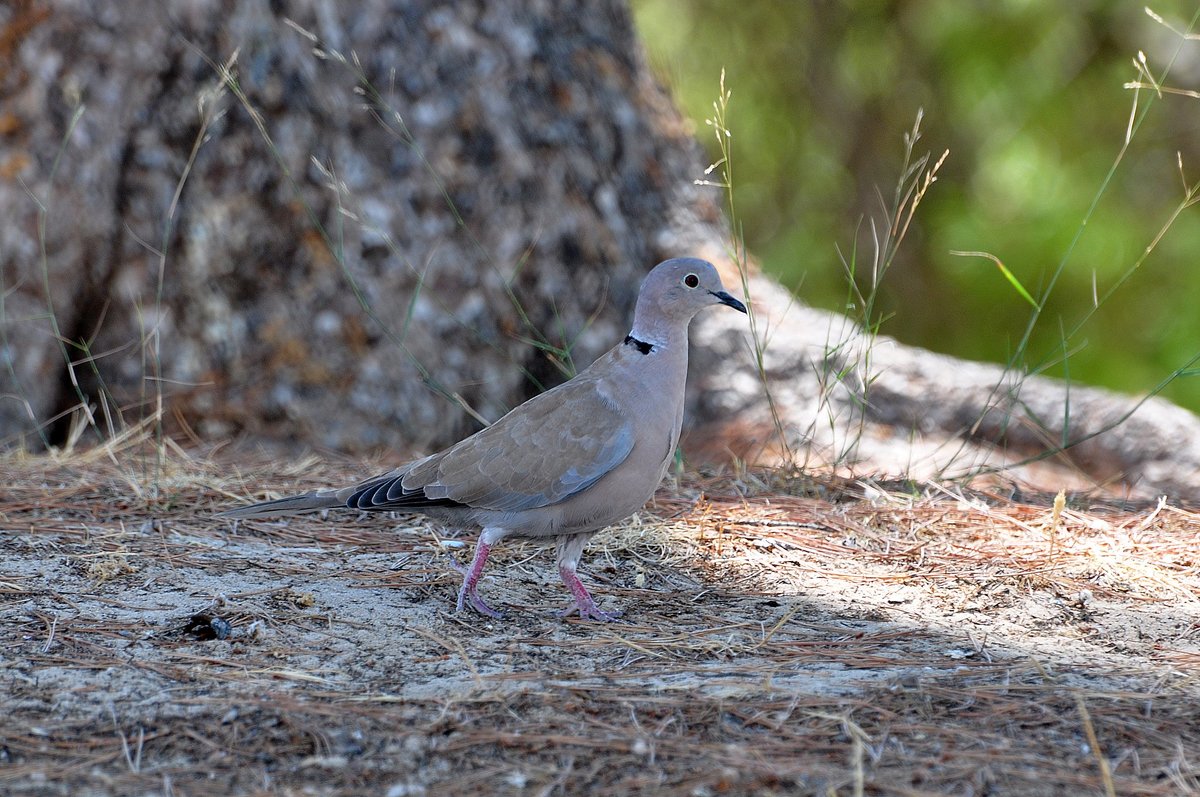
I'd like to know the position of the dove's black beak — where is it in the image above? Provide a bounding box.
[711,290,747,313]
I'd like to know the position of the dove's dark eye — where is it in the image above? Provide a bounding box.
[683,273,699,288]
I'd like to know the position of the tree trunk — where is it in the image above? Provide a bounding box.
[2,0,724,451]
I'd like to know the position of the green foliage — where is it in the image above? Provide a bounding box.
[632,1,1200,411]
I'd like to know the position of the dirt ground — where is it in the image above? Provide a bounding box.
[3,444,1199,796]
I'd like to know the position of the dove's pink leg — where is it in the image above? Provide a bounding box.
[455,540,504,619]
[555,533,621,621]
[558,565,622,622]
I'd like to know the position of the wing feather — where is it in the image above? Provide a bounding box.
[347,374,634,513]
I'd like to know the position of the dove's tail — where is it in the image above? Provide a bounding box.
[218,491,347,519]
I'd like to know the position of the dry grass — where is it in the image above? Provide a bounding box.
[2,444,1199,796]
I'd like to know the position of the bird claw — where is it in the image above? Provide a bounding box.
[456,584,505,619]
[558,598,623,622]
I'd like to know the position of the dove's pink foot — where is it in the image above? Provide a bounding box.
[558,565,622,622]
[455,541,504,619]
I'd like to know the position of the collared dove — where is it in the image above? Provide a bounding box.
[221,257,747,620]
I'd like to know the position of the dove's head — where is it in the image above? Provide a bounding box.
[629,258,747,345]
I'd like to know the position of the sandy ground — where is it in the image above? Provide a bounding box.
[2,447,1199,796]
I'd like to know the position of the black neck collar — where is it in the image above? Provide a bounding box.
[623,334,655,355]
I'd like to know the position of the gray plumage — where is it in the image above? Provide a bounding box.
[221,257,747,620]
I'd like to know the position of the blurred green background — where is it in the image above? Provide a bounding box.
[631,1,1200,412]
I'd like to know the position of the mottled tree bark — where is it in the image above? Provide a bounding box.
[2,0,1198,498]
[1,0,724,451]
